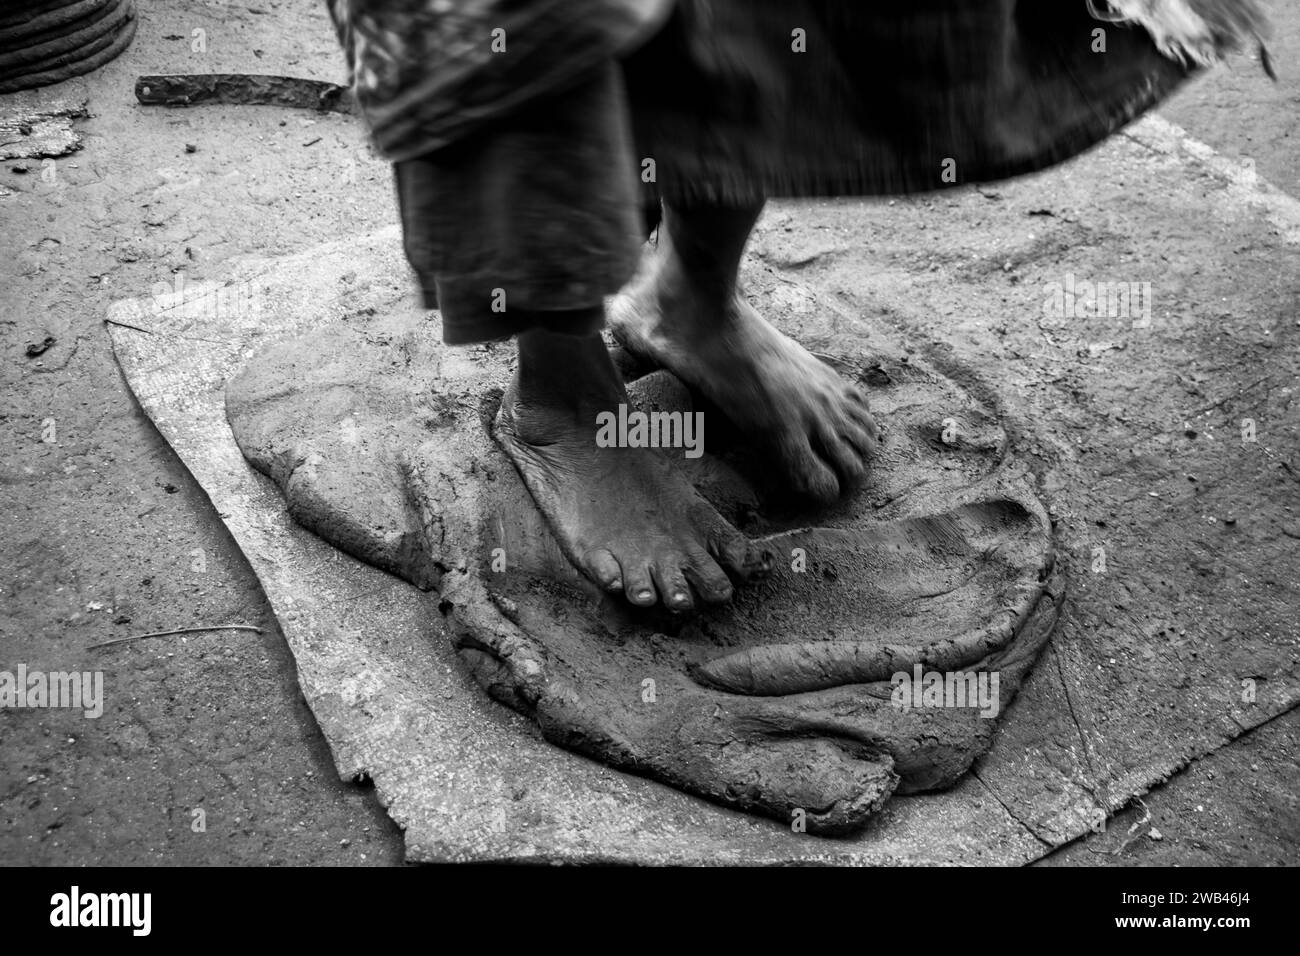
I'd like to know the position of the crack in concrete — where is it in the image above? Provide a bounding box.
[970,768,1056,851]
[1052,641,1102,783]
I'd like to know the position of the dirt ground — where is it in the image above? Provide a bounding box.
[1,0,1297,865]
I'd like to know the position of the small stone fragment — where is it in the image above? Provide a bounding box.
[25,335,55,357]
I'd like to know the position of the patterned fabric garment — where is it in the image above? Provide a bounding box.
[325,0,671,162]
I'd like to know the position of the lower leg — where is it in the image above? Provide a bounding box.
[515,316,625,424]
[654,202,765,304]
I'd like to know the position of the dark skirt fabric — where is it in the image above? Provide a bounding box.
[622,1,1198,204]
[367,0,1266,342]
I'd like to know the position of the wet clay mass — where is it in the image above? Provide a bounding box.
[225,267,1064,833]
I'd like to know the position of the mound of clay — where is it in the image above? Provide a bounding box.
[226,269,1063,834]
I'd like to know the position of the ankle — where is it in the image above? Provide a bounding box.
[659,202,763,287]
[516,326,625,412]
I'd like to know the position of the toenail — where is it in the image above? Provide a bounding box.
[636,589,652,600]
[672,591,688,604]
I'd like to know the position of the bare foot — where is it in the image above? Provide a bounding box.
[610,267,880,504]
[494,328,771,611]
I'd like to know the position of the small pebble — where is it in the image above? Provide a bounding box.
[1149,827,1163,841]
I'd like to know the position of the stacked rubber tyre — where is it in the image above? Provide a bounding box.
[0,0,136,94]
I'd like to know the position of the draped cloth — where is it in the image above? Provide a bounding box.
[326,0,674,161]
[327,0,1268,340]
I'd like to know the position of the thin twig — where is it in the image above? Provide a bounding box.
[88,624,261,650]
[102,317,228,345]
[103,317,156,336]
